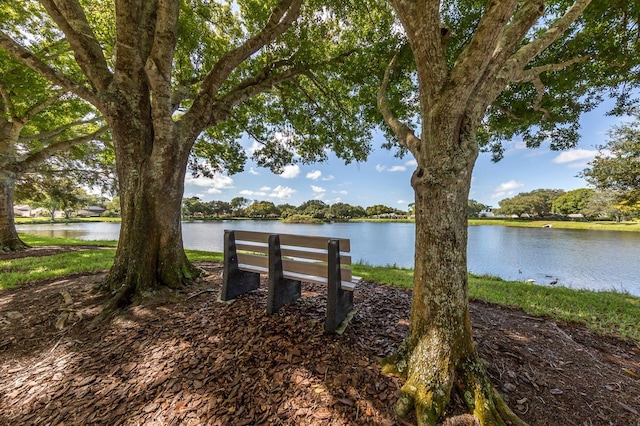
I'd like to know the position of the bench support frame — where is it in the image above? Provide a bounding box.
[221,230,260,300]
[325,239,353,333]
[267,234,302,314]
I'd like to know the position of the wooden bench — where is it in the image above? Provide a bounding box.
[220,230,361,333]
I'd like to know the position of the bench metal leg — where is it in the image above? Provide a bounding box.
[326,239,354,333]
[221,230,260,300]
[267,234,301,314]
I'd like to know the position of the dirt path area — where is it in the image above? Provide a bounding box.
[1,249,639,425]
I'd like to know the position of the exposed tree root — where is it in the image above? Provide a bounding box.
[0,239,29,253]
[91,259,203,324]
[383,341,528,426]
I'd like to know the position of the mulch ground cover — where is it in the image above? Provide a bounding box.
[0,247,639,425]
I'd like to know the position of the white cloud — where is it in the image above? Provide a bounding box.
[185,173,234,192]
[306,170,322,180]
[248,167,260,175]
[322,174,335,181]
[259,186,271,191]
[333,190,348,195]
[405,159,418,167]
[314,193,325,200]
[279,164,300,179]
[552,149,598,164]
[491,180,524,199]
[377,164,407,172]
[388,165,407,172]
[240,189,267,197]
[311,185,326,193]
[246,141,262,156]
[397,200,407,204]
[269,185,296,199]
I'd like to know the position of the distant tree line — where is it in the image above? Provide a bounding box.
[477,187,639,222]
[181,197,407,220]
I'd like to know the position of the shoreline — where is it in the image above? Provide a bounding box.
[15,216,640,232]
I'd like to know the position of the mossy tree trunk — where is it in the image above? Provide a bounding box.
[100,94,197,309]
[382,113,524,425]
[0,174,27,252]
[377,0,593,422]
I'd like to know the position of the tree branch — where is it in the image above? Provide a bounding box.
[183,0,303,132]
[513,56,590,83]
[448,0,520,103]
[0,31,99,105]
[18,116,103,142]
[0,82,14,118]
[22,91,66,122]
[145,0,179,124]
[39,0,112,92]
[510,0,592,70]
[20,125,108,171]
[376,52,421,156]
[471,0,546,108]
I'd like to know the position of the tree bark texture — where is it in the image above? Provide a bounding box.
[0,174,27,252]
[383,123,526,425]
[0,117,27,252]
[100,98,196,308]
[378,0,585,422]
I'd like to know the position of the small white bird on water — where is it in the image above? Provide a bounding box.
[526,279,536,283]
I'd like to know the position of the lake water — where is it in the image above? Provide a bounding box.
[16,221,640,296]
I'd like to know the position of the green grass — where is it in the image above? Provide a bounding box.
[7,233,640,344]
[20,234,118,247]
[0,249,117,289]
[469,218,640,232]
[468,274,640,342]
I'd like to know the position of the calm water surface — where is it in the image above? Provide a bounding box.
[16,221,640,295]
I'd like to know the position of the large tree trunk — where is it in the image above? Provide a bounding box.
[101,110,198,310]
[383,121,525,425]
[0,174,28,252]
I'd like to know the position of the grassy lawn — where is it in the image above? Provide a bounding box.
[468,218,640,232]
[5,233,639,344]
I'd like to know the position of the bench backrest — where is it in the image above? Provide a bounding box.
[231,230,354,286]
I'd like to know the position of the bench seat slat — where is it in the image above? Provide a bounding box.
[237,253,269,269]
[235,242,269,254]
[281,259,353,282]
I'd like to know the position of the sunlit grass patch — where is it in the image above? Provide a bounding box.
[19,234,117,247]
[0,249,116,290]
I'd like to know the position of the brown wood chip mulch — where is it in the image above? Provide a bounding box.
[0,252,639,425]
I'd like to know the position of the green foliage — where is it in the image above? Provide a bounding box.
[552,188,595,215]
[583,117,640,211]
[498,189,566,216]
[298,199,329,219]
[478,0,640,161]
[281,214,323,224]
[245,201,279,218]
[467,199,488,218]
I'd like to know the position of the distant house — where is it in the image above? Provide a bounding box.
[520,213,531,218]
[567,213,585,220]
[478,209,494,218]
[77,206,106,217]
[13,205,31,217]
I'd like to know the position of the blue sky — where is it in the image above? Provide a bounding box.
[184,99,628,210]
